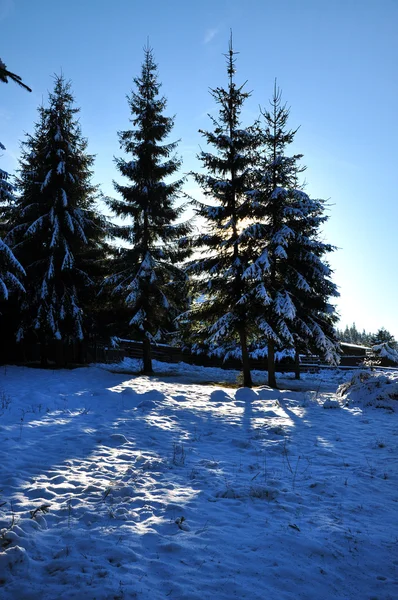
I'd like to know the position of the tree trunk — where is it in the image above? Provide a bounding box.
[77,340,85,364]
[267,340,277,388]
[55,339,65,368]
[294,346,301,380]
[142,337,153,374]
[40,341,48,368]
[239,327,252,388]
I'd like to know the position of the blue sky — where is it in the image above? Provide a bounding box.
[1,0,397,336]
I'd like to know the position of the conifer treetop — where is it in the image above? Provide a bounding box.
[248,84,339,364]
[8,74,106,343]
[105,46,191,351]
[184,36,260,385]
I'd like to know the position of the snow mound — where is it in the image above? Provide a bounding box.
[323,398,341,409]
[338,370,398,411]
[235,387,257,401]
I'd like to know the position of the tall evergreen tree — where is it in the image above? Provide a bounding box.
[0,166,25,362]
[248,84,339,386]
[105,46,191,374]
[1,161,17,242]
[0,236,25,302]
[6,75,108,363]
[284,192,340,378]
[336,322,371,346]
[0,59,29,323]
[370,327,397,347]
[184,36,260,387]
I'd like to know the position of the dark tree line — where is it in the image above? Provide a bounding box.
[336,322,398,348]
[0,43,340,385]
[337,324,398,366]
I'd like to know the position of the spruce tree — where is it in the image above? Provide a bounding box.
[370,327,397,347]
[0,236,25,302]
[367,328,398,366]
[184,37,260,387]
[0,59,29,321]
[336,323,371,346]
[0,157,25,304]
[0,157,24,302]
[284,192,340,378]
[105,46,191,374]
[248,84,339,386]
[6,75,108,363]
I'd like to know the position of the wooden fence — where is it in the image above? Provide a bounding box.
[1,338,371,371]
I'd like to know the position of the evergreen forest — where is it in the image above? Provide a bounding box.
[0,41,349,385]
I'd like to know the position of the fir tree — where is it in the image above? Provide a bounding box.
[184,36,260,387]
[105,46,191,374]
[0,236,25,302]
[336,323,371,346]
[0,148,25,303]
[370,327,397,347]
[248,84,339,386]
[284,192,340,378]
[0,160,15,206]
[0,59,29,315]
[0,161,17,244]
[6,75,108,363]
[367,327,398,366]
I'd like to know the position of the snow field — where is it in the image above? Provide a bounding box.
[0,364,397,599]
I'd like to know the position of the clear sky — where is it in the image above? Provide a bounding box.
[1,0,397,337]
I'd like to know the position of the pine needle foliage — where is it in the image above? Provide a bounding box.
[0,58,31,92]
[0,59,28,310]
[6,75,108,353]
[0,169,25,304]
[105,46,192,374]
[184,36,260,387]
[249,84,339,385]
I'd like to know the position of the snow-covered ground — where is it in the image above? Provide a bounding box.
[0,361,397,599]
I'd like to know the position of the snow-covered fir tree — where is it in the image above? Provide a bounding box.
[370,328,397,348]
[248,84,339,386]
[184,37,260,387]
[6,75,108,364]
[283,191,340,378]
[1,156,16,242]
[0,166,25,303]
[0,160,14,207]
[105,46,191,374]
[336,322,371,346]
[0,60,29,310]
[0,237,25,302]
[0,154,25,307]
[366,328,398,366]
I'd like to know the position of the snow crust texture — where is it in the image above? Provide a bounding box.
[0,364,397,599]
[338,369,398,411]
